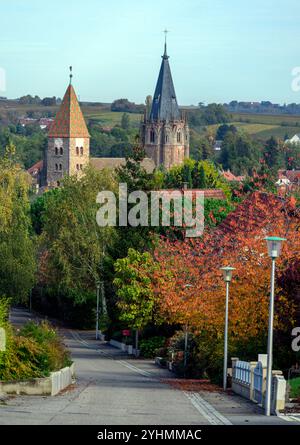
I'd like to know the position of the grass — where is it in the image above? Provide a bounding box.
[83,110,142,127]
[205,113,300,141]
[289,376,300,398]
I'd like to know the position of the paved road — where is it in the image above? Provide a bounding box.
[0,308,298,425]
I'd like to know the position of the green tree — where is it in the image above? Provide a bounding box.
[40,166,116,316]
[0,144,36,302]
[121,113,130,130]
[264,137,284,170]
[113,248,158,351]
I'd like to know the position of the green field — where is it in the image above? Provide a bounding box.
[83,109,142,127]
[205,112,300,141]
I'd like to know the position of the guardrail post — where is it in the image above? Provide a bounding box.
[249,361,257,401]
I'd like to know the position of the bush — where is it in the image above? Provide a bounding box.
[0,320,71,381]
[139,336,166,358]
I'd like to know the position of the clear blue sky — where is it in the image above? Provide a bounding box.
[1,0,300,104]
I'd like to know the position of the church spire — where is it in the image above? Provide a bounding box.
[149,33,180,122]
[48,81,89,138]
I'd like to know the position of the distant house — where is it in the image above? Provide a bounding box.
[19,117,54,130]
[214,140,223,151]
[38,118,54,130]
[161,188,226,200]
[285,134,300,145]
[277,169,300,195]
[19,118,37,127]
[221,170,245,183]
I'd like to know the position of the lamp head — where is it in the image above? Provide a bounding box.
[265,236,286,259]
[220,266,235,283]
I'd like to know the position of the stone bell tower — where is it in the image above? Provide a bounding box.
[140,39,189,170]
[45,68,90,187]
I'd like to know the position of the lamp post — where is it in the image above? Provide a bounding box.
[96,282,100,340]
[264,236,286,416]
[183,284,193,377]
[220,266,235,391]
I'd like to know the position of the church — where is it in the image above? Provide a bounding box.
[29,42,189,188]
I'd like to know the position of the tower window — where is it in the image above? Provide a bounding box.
[59,164,62,170]
[150,130,155,143]
[177,132,181,143]
[76,164,79,170]
[165,134,168,143]
[76,147,79,155]
[55,147,58,155]
[80,146,83,156]
[60,147,63,155]
[55,163,58,171]
[80,164,83,170]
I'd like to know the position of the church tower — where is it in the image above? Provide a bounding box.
[45,71,90,186]
[141,40,189,170]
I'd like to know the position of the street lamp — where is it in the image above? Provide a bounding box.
[220,266,235,391]
[264,236,286,416]
[182,284,194,377]
[96,282,100,340]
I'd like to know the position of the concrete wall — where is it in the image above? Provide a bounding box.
[109,339,139,356]
[0,363,75,397]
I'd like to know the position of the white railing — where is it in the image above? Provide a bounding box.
[253,361,263,404]
[231,354,286,413]
[234,361,251,386]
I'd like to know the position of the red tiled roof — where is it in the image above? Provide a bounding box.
[221,170,245,182]
[162,189,226,199]
[48,84,90,138]
[27,160,43,175]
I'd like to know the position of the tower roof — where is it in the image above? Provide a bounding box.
[149,43,181,121]
[48,84,90,138]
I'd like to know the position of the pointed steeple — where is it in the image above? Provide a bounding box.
[48,83,90,138]
[149,39,180,122]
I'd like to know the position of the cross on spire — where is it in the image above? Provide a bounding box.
[163,29,169,57]
[69,66,73,85]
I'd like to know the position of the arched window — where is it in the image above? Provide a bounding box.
[165,134,168,143]
[55,163,58,171]
[57,181,60,187]
[177,132,181,143]
[55,147,58,155]
[76,147,79,155]
[150,130,155,143]
[76,164,79,170]
[80,146,84,156]
[80,164,83,170]
[59,164,62,171]
[60,147,63,155]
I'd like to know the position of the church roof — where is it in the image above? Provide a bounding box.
[90,157,155,173]
[48,84,90,138]
[149,43,181,122]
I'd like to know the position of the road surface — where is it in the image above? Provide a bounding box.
[0,308,298,425]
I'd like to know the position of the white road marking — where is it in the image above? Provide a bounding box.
[185,392,232,425]
[278,414,300,423]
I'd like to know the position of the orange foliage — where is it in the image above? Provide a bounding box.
[152,192,300,342]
